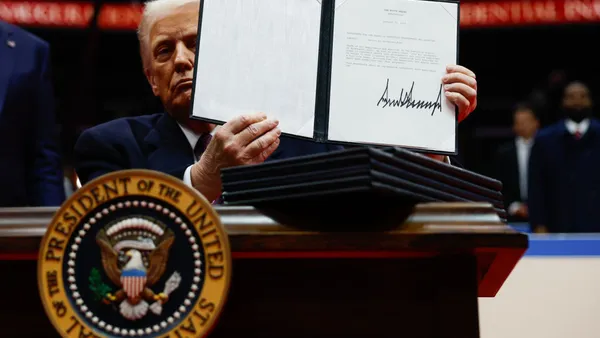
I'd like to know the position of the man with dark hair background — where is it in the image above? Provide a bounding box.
[493,103,540,223]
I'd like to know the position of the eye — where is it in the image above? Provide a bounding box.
[157,46,170,55]
[154,45,172,62]
[186,36,197,50]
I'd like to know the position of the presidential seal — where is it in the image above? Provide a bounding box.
[37,170,232,337]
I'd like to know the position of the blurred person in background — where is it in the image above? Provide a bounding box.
[0,20,65,207]
[73,0,479,203]
[493,103,539,223]
[528,81,600,233]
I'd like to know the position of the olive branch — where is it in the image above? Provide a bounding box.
[89,268,113,301]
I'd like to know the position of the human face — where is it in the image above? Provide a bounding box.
[513,109,539,140]
[562,82,592,110]
[146,3,199,121]
[562,82,593,123]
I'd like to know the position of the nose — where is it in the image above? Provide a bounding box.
[173,41,194,72]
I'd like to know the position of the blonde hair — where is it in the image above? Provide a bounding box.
[137,0,199,72]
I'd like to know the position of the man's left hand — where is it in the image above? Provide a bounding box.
[424,64,477,163]
[443,64,477,122]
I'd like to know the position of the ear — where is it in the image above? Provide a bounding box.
[145,68,160,97]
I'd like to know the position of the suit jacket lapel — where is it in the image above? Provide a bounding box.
[0,24,16,115]
[144,113,195,177]
[508,142,521,197]
[586,119,600,138]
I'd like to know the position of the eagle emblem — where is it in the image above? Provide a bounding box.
[95,216,180,321]
[38,170,232,338]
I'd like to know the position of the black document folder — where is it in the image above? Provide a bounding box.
[190,0,461,155]
[220,147,507,229]
[222,147,502,199]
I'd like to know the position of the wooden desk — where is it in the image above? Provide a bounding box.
[0,203,527,338]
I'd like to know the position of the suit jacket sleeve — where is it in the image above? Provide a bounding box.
[29,42,66,206]
[74,129,129,185]
[527,139,546,228]
[492,148,518,210]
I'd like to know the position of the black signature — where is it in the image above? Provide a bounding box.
[376,79,443,116]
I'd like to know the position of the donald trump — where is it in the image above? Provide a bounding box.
[74,0,478,202]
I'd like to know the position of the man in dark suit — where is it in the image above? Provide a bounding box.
[493,103,539,222]
[0,20,65,207]
[74,0,479,202]
[528,81,600,233]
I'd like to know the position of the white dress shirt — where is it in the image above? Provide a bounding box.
[515,136,533,201]
[508,136,534,215]
[565,118,590,137]
[178,123,209,187]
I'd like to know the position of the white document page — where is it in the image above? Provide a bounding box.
[191,0,322,138]
[327,0,458,152]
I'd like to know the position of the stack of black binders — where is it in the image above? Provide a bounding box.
[220,147,506,230]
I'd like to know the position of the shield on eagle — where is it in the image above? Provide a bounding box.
[95,216,176,321]
[120,251,148,300]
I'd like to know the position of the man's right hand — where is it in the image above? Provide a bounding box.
[190,112,281,201]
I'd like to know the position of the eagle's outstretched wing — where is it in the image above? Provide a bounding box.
[146,230,175,286]
[95,230,122,286]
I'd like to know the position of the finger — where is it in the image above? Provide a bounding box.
[251,137,281,164]
[458,109,470,123]
[235,118,279,146]
[244,127,281,159]
[442,72,477,89]
[443,82,477,102]
[446,64,476,79]
[222,112,267,134]
[445,91,471,117]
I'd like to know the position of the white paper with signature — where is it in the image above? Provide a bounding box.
[327,0,458,152]
[191,0,321,138]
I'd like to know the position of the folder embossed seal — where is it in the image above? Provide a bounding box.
[38,170,232,337]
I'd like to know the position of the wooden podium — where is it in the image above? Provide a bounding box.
[0,202,527,338]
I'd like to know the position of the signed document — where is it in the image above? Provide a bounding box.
[191,0,459,153]
[328,0,458,152]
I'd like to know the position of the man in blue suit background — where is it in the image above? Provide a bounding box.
[0,20,65,207]
[74,0,478,202]
[528,81,600,233]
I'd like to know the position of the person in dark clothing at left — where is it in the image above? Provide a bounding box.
[528,81,600,233]
[0,20,65,207]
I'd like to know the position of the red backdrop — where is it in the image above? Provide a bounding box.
[1,0,600,30]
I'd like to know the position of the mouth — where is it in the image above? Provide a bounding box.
[174,79,193,91]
